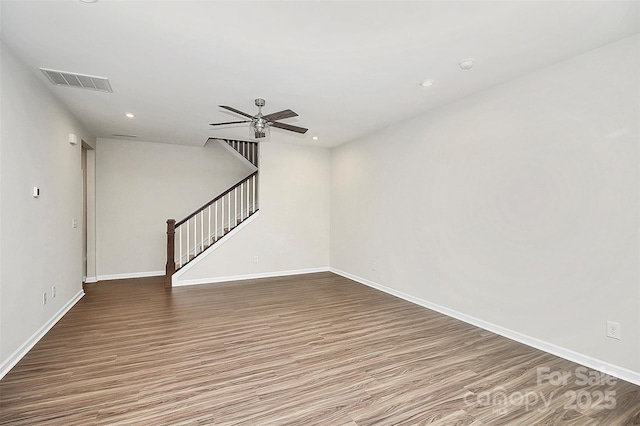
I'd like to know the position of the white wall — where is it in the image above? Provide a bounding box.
[0,42,95,373]
[331,35,640,374]
[95,138,254,279]
[176,141,331,284]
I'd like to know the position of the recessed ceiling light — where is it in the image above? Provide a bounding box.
[312,136,319,140]
[459,59,474,70]
[125,113,135,118]
[419,79,434,87]
[80,0,99,3]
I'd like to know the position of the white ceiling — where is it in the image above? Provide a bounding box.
[1,1,638,148]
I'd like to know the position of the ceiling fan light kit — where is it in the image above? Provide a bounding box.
[210,98,308,140]
[252,118,270,139]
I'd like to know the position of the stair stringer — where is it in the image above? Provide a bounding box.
[171,210,260,286]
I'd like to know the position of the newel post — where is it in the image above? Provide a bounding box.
[165,219,176,288]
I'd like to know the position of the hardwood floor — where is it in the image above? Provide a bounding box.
[1,272,639,425]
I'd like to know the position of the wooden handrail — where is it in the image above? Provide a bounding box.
[175,171,258,228]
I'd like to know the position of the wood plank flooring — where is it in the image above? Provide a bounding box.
[1,272,639,425]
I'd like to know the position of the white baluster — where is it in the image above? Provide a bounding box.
[208,205,211,245]
[200,210,204,251]
[186,220,190,262]
[174,230,178,265]
[234,188,238,226]
[240,182,244,220]
[179,226,183,268]
[228,192,231,231]
[252,175,256,211]
[215,200,218,241]
[246,179,250,215]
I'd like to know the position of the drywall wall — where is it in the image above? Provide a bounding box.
[176,141,331,284]
[0,42,95,373]
[331,35,640,373]
[95,138,254,278]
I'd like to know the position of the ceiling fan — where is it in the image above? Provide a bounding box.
[210,98,308,139]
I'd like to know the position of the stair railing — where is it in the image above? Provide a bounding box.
[223,139,259,166]
[165,170,259,287]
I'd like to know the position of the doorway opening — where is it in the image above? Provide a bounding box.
[81,144,88,286]
[81,141,96,286]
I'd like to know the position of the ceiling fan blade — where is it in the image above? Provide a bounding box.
[271,121,308,134]
[209,120,251,126]
[263,109,298,122]
[219,105,254,119]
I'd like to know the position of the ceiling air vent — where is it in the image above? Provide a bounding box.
[39,68,113,93]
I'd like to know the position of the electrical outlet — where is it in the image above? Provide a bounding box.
[52,285,56,298]
[607,321,621,340]
[253,256,259,263]
[72,219,78,228]
[43,292,47,305]
[371,261,377,272]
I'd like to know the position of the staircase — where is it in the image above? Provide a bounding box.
[165,139,259,287]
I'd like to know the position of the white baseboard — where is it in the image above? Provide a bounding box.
[329,268,640,387]
[0,290,84,380]
[174,267,329,287]
[84,276,98,284]
[96,270,165,282]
